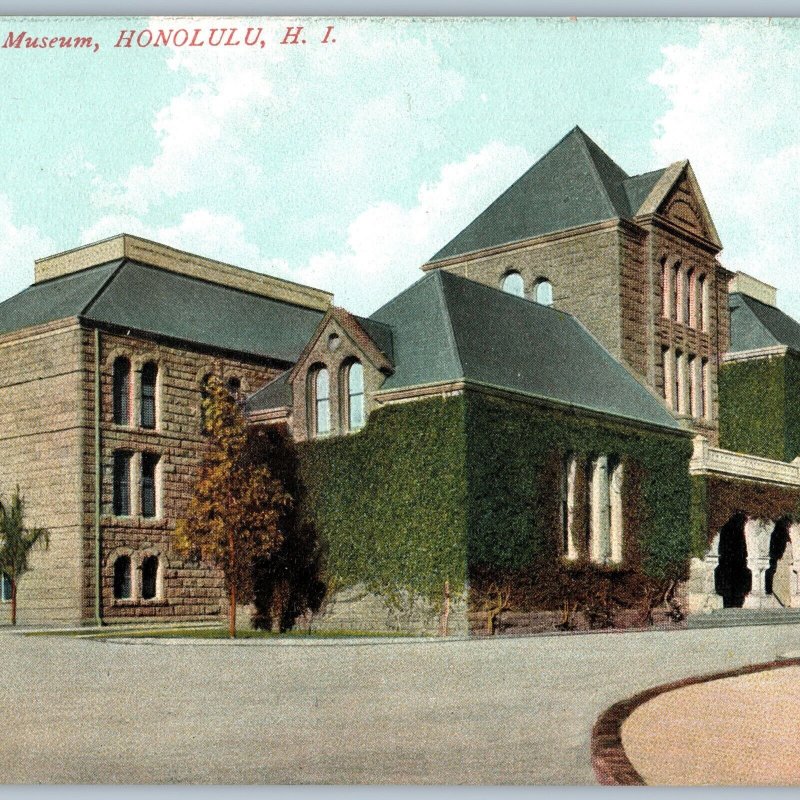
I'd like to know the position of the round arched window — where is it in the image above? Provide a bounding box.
[501,271,524,297]
[534,279,553,306]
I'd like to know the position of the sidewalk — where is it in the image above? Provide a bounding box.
[596,659,800,785]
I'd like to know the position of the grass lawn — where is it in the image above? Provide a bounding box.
[26,625,415,640]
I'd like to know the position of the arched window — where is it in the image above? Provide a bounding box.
[199,373,212,434]
[672,263,681,322]
[141,453,159,519]
[686,268,695,327]
[112,357,131,425]
[501,271,524,297]
[346,361,365,432]
[140,362,158,429]
[660,257,670,318]
[312,367,331,437]
[534,279,553,306]
[113,555,132,600]
[141,555,159,601]
[226,376,241,398]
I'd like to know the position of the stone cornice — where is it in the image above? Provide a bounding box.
[375,379,689,437]
[634,213,721,255]
[690,435,800,487]
[0,315,82,349]
[421,218,644,272]
[722,345,792,364]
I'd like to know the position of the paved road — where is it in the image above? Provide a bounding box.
[2,624,800,784]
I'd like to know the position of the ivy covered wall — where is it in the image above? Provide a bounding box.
[297,391,694,621]
[464,393,694,587]
[718,353,800,461]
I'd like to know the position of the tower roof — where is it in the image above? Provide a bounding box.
[428,126,668,264]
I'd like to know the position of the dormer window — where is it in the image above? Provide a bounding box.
[501,271,524,297]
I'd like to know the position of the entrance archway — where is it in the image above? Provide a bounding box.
[766,518,793,607]
[714,512,752,608]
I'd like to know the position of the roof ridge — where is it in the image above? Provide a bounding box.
[435,272,466,378]
[571,128,631,218]
[77,259,127,318]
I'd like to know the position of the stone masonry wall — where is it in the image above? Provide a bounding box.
[79,327,284,624]
[433,226,625,363]
[0,320,85,624]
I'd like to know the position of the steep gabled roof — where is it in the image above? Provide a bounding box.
[370,271,680,431]
[729,292,800,354]
[428,127,674,264]
[0,259,324,362]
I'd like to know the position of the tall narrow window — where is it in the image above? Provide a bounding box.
[1,572,11,602]
[698,275,708,332]
[141,556,159,600]
[675,350,683,414]
[314,367,330,437]
[660,258,670,318]
[347,362,365,432]
[562,454,578,560]
[113,556,132,600]
[688,355,697,418]
[609,457,623,564]
[686,269,696,328]
[584,458,594,555]
[140,362,157,429]
[141,453,159,519]
[199,374,212,435]
[501,271,524,297]
[701,358,710,420]
[662,345,673,407]
[113,451,132,517]
[112,357,131,425]
[672,264,681,322]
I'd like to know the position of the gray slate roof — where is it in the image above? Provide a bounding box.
[429,126,666,263]
[246,370,292,412]
[729,292,800,353]
[369,271,679,430]
[0,259,324,363]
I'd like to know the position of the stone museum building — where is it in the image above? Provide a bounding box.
[3,126,800,631]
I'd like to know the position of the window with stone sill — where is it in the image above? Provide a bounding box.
[112,450,132,517]
[113,555,132,600]
[309,365,331,438]
[112,356,132,426]
[140,361,158,429]
[141,555,160,601]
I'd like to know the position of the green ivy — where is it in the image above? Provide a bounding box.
[718,355,799,461]
[298,391,694,610]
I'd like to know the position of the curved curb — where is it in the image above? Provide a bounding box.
[591,656,800,786]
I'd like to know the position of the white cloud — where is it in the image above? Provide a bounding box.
[82,141,532,314]
[292,141,532,313]
[96,18,465,227]
[649,21,800,316]
[0,196,54,300]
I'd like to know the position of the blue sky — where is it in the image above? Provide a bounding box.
[2,17,800,316]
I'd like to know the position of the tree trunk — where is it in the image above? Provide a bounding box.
[229,582,237,639]
[228,530,237,638]
[11,579,16,626]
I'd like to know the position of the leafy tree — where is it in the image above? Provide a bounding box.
[0,487,50,625]
[175,374,291,637]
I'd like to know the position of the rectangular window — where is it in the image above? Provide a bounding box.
[662,345,672,406]
[113,451,132,517]
[699,275,708,332]
[140,363,157,429]
[702,358,710,420]
[609,458,623,564]
[561,454,578,560]
[141,453,159,519]
[0,573,11,602]
[672,266,681,323]
[688,355,697,418]
[661,261,670,318]
[675,350,684,414]
[687,270,696,328]
[589,456,611,564]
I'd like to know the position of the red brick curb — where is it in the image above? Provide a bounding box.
[591,656,800,785]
